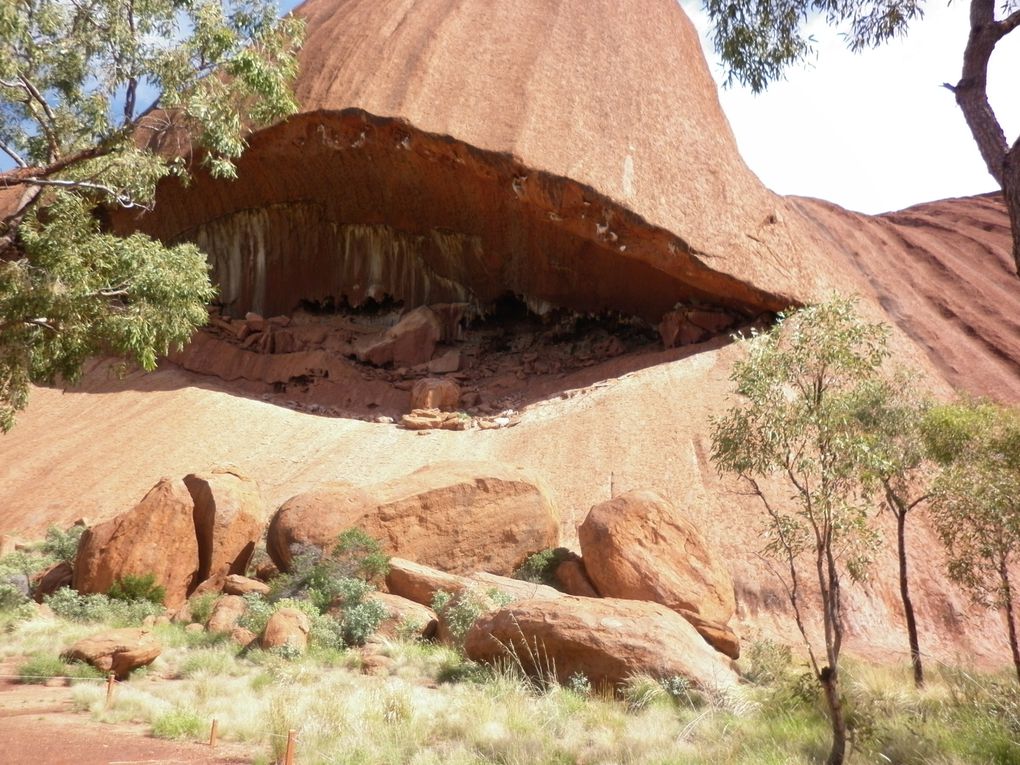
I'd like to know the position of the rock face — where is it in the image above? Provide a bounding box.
[267,462,558,575]
[261,608,310,652]
[463,596,737,692]
[578,490,739,658]
[183,469,265,585]
[120,0,819,325]
[63,628,162,679]
[73,479,199,609]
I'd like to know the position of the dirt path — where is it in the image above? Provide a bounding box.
[0,673,258,765]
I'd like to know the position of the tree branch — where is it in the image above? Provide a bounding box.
[13,177,149,209]
[0,140,27,168]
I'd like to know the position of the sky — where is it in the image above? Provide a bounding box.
[681,0,1020,214]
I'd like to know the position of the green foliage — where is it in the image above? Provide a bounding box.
[16,653,66,683]
[0,0,303,430]
[16,654,103,683]
[188,591,219,626]
[925,401,1020,609]
[44,587,161,626]
[330,528,390,582]
[337,598,386,647]
[702,0,926,93]
[151,708,204,740]
[711,296,892,762]
[711,297,888,611]
[107,573,166,605]
[744,638,794,686]
[40,524,85,565]
[513,548,563,587]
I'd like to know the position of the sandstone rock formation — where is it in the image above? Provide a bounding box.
[3,0,1020,676]
[183,469,265,586]
[579,490,739,658]
[73,479,199,609]
[463,596,738,692]
[267,462,558,575]
[63,628,162,679]
[553,559,600,599]
[356,307,442,368]
[261,607,310,652]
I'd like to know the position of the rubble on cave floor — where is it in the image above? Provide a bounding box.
[176,296,749,425]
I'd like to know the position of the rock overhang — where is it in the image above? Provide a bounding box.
[119,108,791,325]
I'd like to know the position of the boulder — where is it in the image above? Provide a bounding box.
[356,307,441,367]
[361,592,438,641]
[554,560,600,598]
[268,462,559,576]
[578,490,739,658]
[463,596,737,692]
[261,608,310,652]
[73,479,199,609]
[63,628,162,679]
[427,349,462,374]
[223,574,270,597]
[410,378,461,411]
[230,627,258,647]
[183,470,266,586]
[266,482,376,571]
[32,561,72,602]
[206,595,248,634]
[385,558,469,606]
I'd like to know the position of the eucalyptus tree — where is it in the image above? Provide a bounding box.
[0,0,303,430]
[712,297,889,765]
[925,401,1020,683]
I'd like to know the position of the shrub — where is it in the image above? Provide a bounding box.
[566,671,592,696]
[44,588,162,626]
[40,525,85,565]
[17,654,67,683]
[0,579,29,611]
[744,637,793,685]
[338,598,386,646]
[107,573,166,605]
[513,549,563,586]
[331,528,390,581]
[188,591,218,625]
[151,708,204,740]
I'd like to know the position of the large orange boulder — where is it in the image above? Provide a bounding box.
[183,469,266,586]
[73,479,199,609]
[578,490,739,658]
[267,462,558,575]
[464,596,737,692]
[261,608,310,652]
[63,628,162,679]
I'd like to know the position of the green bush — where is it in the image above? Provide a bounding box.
[152,708,204,740]
[17,654,67,683]
[44,588,162,626]
[107,573,166,605]
[188,591,219,625]
[431,587,511,647]
[513,549,563,586]
[338,597,386,646]
[40,525,85,565]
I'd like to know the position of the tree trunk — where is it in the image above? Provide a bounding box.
[896,509,924,687]
[1003,143,1020,276]
[999,557,1020,684]
[821,665,848,765]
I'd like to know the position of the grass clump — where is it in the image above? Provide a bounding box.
[107,573,166,605]
[151,708,204,740]
[17,653,103,683]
